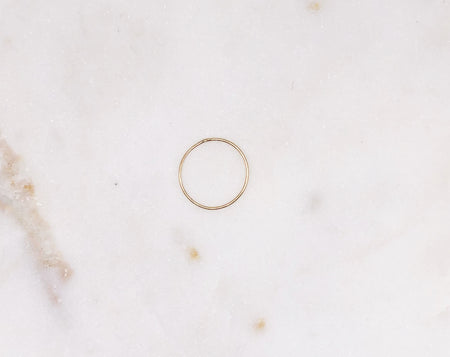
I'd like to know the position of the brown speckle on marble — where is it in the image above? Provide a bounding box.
[254,318,266,331]
[23,183,35,194]
[0,137,72,302]
[308,1,321,12]
[188,247,200,261]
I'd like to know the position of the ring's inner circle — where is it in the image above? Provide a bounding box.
[181,141,246,207]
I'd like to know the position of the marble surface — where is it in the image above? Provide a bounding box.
[1,0,450,355]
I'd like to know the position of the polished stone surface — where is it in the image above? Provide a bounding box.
[1,0,450,355]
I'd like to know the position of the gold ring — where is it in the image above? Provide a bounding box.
[178,138,249,210]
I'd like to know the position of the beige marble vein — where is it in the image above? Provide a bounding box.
[0,137,71,302]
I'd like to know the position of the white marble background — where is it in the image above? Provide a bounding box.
[1,0,450,356]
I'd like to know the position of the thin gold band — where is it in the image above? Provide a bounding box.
[178,138,249,210]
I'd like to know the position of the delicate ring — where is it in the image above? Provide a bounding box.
[178,138,249,210]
